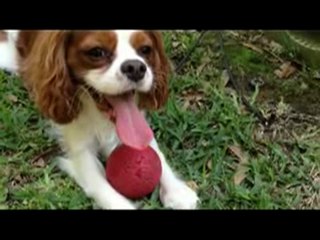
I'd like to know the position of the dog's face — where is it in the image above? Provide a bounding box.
[19,30,170,124]
[68,30,160,96]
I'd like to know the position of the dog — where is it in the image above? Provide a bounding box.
[0,30,199,209]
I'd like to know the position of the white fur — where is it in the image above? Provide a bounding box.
[0,30,199,210]
[0,30,20,73]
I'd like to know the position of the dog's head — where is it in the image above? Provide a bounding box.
[19,30,170,125]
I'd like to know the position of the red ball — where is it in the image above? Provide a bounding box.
[106,144,162,199]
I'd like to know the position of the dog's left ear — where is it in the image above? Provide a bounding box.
[139,31,171,110]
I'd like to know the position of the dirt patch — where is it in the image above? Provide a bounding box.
[256,76,320,116]
[224,31,320,116]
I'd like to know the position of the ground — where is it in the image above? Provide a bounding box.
[0,30,319,209]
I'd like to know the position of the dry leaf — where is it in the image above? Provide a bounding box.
[187,181,199,191]
[260,36,270,46]
[181,90,205,111]
[0,167,11,178]
[31,157,46,168]
[241,42,263,54]
[250,33,262,43]
[6,94,18,103]
[0,205,8,210]
[206,160,212,170]
[172,41,180,48]
[228,145,249,185]
[201,140,209,147]
[312,71,320,80]
[228,31,240,38]
[196,57,211,76]
[234,166,249,185]
[220,70,230,88]
[228,145,247,161]
[269,41,283,53]
[182,101,190,110]
[10,173,34,188]
[274,62,297,79]
[10,174,27,188]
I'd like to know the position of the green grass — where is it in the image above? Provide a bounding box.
[0,31,319,209]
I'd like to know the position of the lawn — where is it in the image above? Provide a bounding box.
[0,30,319,209]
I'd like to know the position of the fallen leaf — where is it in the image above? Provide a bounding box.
[228,145,246,161]
[312,71,320,80]
[196,55,214,76]
[206,160,212,170]
[181,90,205,111]
[260,36,270,46]
[0,205,8,210]
[196,61,209,76]
[220,70,230,88]
[0,187,8,203]
[228,31,240,38]
[29,145,60,167]
[269,41,284,54]
[6,94,18,103]
[274,61,297,79]
[250,33,263,43]
[31,157,46,168]
[1,167,11,177]
[172,41,180,48]
[187,181,199,191]
[255,36,285,63]
[10,175,23,188]
[201,140,209,147]
[228,145,249,185]
[241,42,263,54]
[234,165,249,186]
[182,101,190,110]
[10,174,32,188]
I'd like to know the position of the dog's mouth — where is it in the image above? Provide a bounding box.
[95,90,154,150]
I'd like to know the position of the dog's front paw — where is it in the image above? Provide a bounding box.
[108,199,136,210]
[96,195,136,210]
[160,181,199,209]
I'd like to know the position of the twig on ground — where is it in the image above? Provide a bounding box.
[217,32,271,127]
[30,144,61,164]
[175,31,208,73]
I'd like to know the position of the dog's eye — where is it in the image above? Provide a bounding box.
[86,47,112,60]
[138,46,152,55]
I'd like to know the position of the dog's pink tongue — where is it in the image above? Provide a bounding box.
[106,94,154,150]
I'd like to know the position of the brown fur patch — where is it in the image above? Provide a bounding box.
[131,31,171,110]
[67,31,117,72]
[0,31,7,41]
[130,31,153,50]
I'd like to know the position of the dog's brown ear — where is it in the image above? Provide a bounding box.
[19,31,81,124]
[139,31,171,110]
[0,31,8,41]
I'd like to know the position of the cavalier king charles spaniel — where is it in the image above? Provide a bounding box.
[0,30,199,209]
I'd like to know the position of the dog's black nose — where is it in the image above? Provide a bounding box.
[121,60,147,82]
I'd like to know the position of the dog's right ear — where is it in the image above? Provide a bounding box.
[19,31,81,124]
